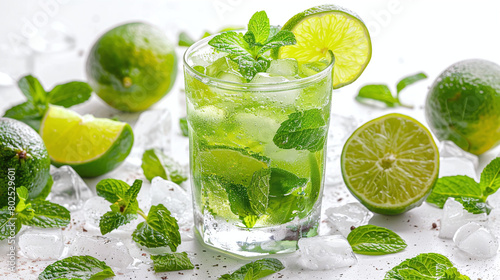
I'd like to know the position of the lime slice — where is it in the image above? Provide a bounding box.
[278,4,372,89]
[40,105,134,177]
[341,114,439,215]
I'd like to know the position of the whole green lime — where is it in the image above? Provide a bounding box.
[86,22,177,112]
[0,118,51,207]
[425,59,500,155]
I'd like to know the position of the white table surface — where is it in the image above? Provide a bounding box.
[1,0,500,279]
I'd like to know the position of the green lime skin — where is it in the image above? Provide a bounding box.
[0,118,51,206]
[51,124,134,178]
[86,22,177,112]
[425,59,500,155]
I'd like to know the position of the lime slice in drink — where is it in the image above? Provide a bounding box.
[341,114,439,215]
[40,105,134,177]
[278,4,372,89]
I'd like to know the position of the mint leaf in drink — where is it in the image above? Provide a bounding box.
[132,204,181,251]
[247,11,270,44]
[273,109,327,152]
[209,32,251,58]
[23,200,71,228]
[248,168,271,215]
[47,81,92,108]
[479,157,500,196]
[258,30,296,54]
[426,176,483,208]
[38,255,115,280]
[384,253,470,280]
[356,85,401,107]
[219,258,284,280]
[266,194,303,225]
[99,211,137,235]
[269,168,308,196]
[180,117,189,137]
[235,55,270,81]
[150,252,195,272]
[141,149,188,184]
[226,183,259,228]
[178,31,196,47]
[396,72,427,94]
[347,225,407,255]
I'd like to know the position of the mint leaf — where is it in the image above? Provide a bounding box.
[96,179,130,203]
[479,157,500,197]
[178,31,196,47]
[269,168,308,196]
[132,204,181,251]
[16,186,35,223]
[396,72,427,95]
[258,30,296,54]
[347,225,407,255]
[18,75,47,104]
[247,11,270,44]
[23,200,70,228]
[384,253,469,280]
[38,255,115,280]
[150,252,194,272]
[0,206,20,241]
[266,194,303,224]
[226,183,258,228]
[248,168,271,215]
[235,55,269,81]
[426,176,483,208]
[141,149,188,184]
[273,109,327,152]
[209,32,251,57]
[219,258,284,280]
[99,211,137,235]
[47,81,92,108]
[3,101,47,131]
[455,196,492,215]
[443,267,471,280]
[180,117,188,137]
[356,84,400,107]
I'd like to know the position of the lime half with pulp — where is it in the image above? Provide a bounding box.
[278,5,372,89]
[341,114,439,215]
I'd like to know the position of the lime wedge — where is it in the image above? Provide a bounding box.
[40,105,134,177]
[341,114,439,215]
[278,4,372,89]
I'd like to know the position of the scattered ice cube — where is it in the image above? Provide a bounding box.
[70,235,133,270]
[266,58,298,77]
[295,235,357,270]
[151,177,193,240]
[83,196,111,229]
[48,165,93,211]
[133,109,172,155]
[438,141,478,180]
[454,222,498,258]
[324,203,373,237]
[18,228,65,260]
[439,198,488,239]
[216,71,245,83]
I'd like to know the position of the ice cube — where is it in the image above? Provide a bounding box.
[205,57,239,77]
[439,198,488,239]
[18,228,65,260]
[133,109,172,155]
[295,235,357,270]
[151,177,193,240]
[70,235,133,270]
[83,196,111,229]
[438,141,478,180]
[250,73,300,105]
[216,71,245,83]
[250,72,290,84]
[453,222,498,258]
[48,165,93,211]
[324,203,373,237]
[266,58,298,77]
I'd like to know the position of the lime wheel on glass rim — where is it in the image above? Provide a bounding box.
[341,113,440,215]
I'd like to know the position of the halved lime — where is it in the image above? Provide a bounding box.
[40,105,134,177]
[341,114,439,215]
[278,4,372,89]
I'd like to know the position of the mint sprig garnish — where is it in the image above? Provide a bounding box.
[347,225,407,255]
[0,186,70,241]
[3,75,92,131]
[426,157,500,214]
[141,149,187,184]
[208,11,296,81]
[356,72,427,108]
[38,255,115,280]
[150,252,194,272]
[219,258,284,280]
[384,253,470,280]
[132,204,181,251]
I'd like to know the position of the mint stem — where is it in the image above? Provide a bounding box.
[137,209,148,220]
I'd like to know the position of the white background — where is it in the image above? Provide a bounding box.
[1,0,500,279]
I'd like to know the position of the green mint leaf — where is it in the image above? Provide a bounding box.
[247,11,270,44]
[96,179,130,203]
[426,176,483,208]
[266,194,303,225]
[150,252,194,272]
[16,186,29,205]
[132,204,181,251]
[384,253,469,280]
[99,211,137,235]
[443,267,471,280]
[33,175,53,202]
[259,30,296,54]
[248,168,271,215]
[3,101,47,132]
[125,179,142,204]
[479,157,500,197]
[219,258,284,280]
[235,55,269,81]
[0,206,21,241]
[178,31,196,47]
[455,197,492,215]
[38,255,115,280]
[208,32,251,58]
[396,72,427,95]
[267,25,281,41]
[141,149,188,184]
[47,81,92,108]
[180,117,189,137]
[347,225,407,255]
[269,168,308,196]
[23,200,70,228]
[356,84,400,107]
[273,109,327,152]
[226,183,258,228]
[18,75,47,104]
